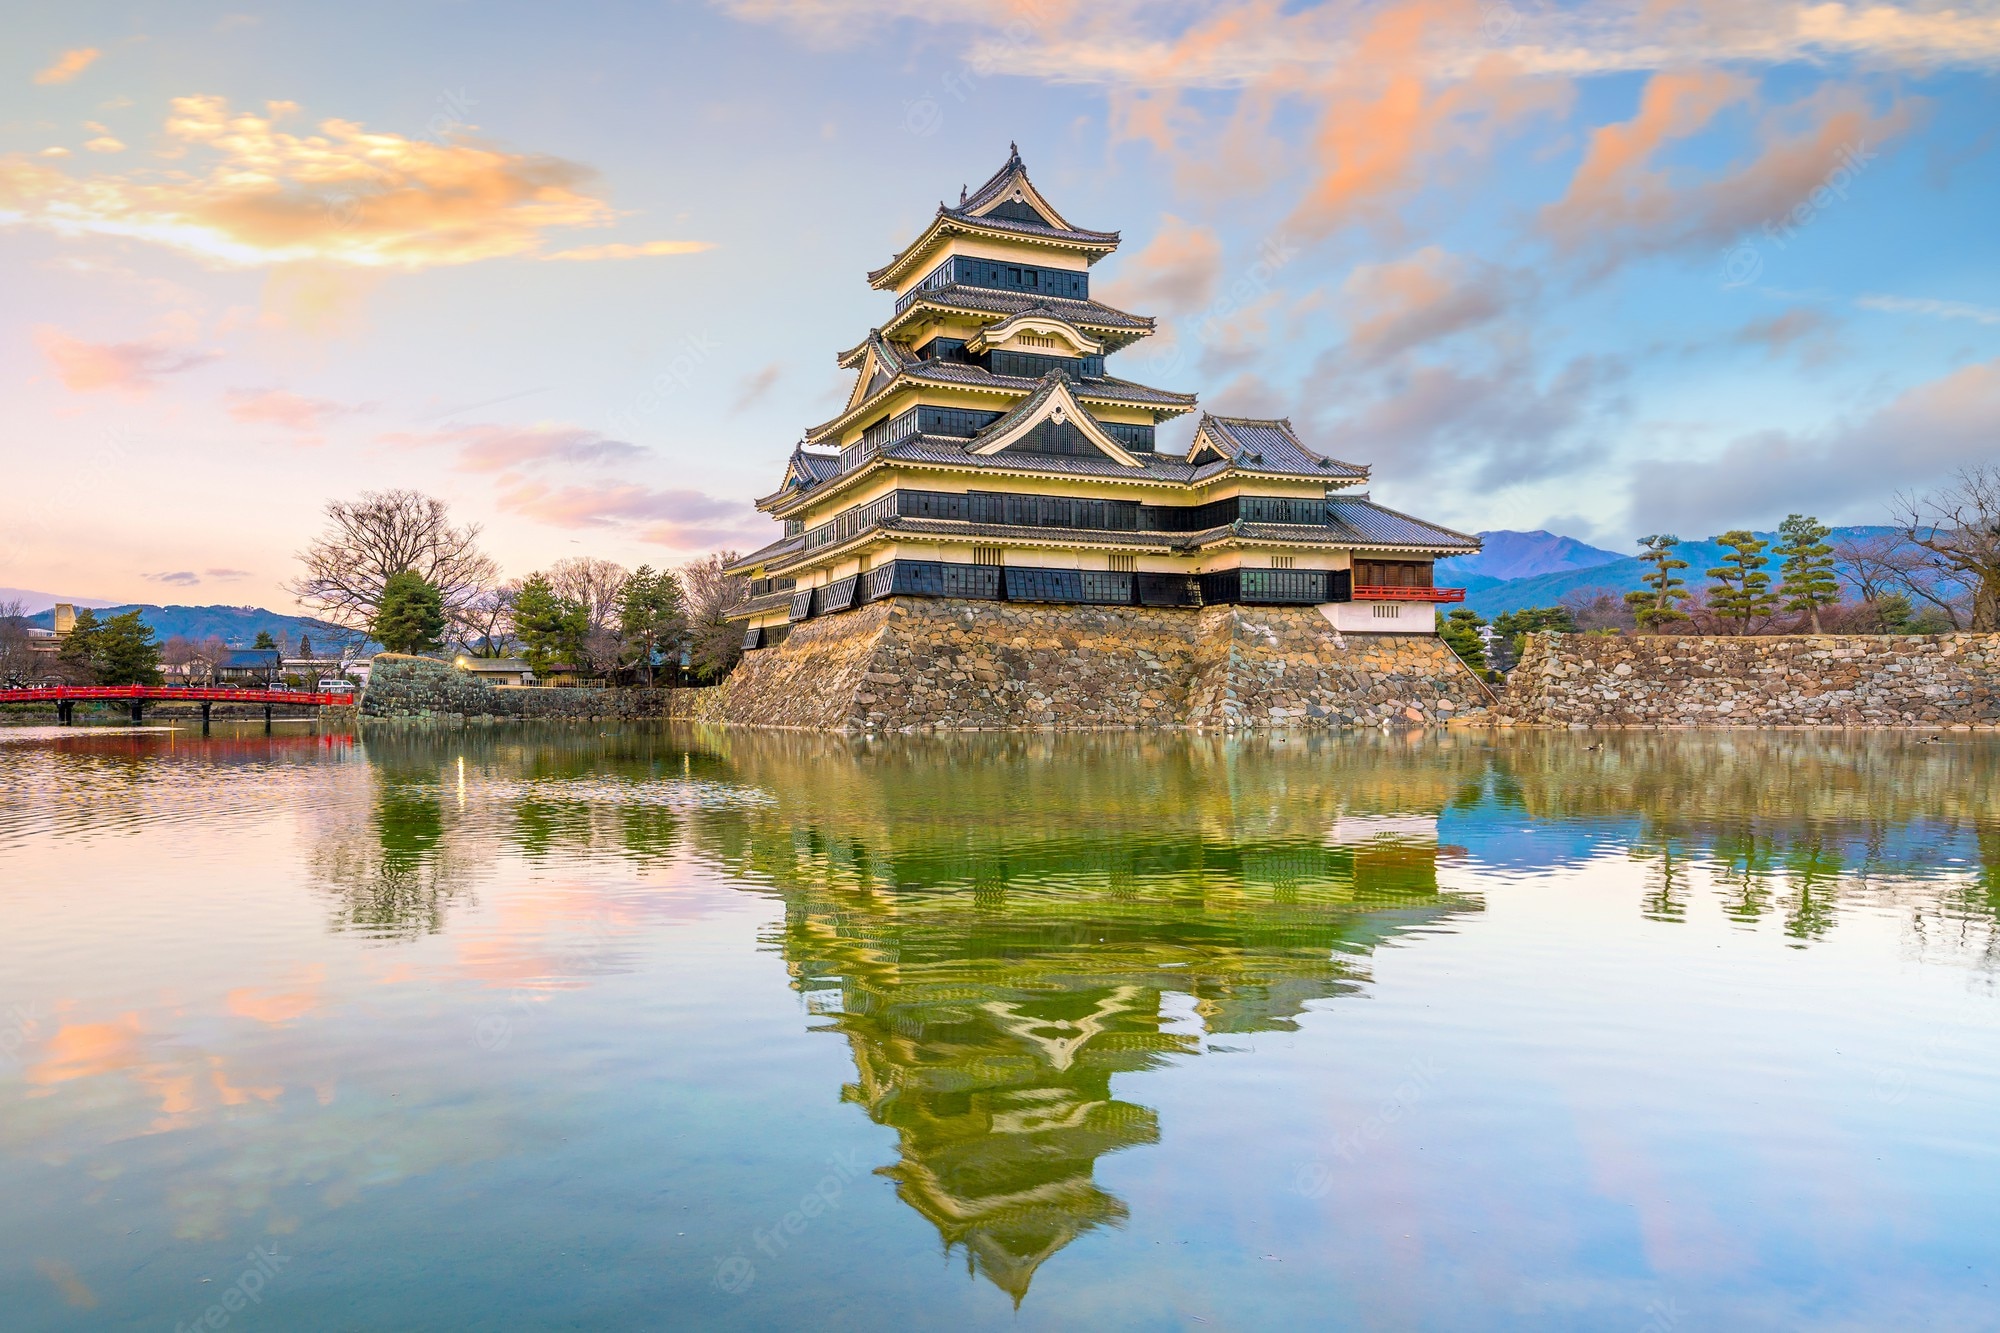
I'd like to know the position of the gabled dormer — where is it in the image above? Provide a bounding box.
[1187,415,1371,481]
[969,372,1145,467]
[834,330,915,414]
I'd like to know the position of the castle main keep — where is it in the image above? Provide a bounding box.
[720,147,1488,730]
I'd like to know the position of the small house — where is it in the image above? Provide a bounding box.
[214,648,282,686]
[453,655,536,686]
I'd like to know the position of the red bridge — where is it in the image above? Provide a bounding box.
[0,685,356,729]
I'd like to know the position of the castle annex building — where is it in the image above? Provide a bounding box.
[724,147,1478,648]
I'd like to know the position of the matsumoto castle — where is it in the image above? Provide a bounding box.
[726,146,1476,647]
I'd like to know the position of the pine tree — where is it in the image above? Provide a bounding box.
[1775,513,1839,632]
[1492,605,1577,661]
[299,634,314,659]
[252,630,277,650]
[95,610,164,685]
[1623,534,1691,633]
[618,566,687,686]
[514,572,589,670]
[1706,530,1778,634]
[1436,608,1487,671]
[372,571,447,655]
[57,608,104,682]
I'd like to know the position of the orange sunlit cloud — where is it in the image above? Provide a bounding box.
[25,1014,145,1086]
[225,965,327,1023]
[0,94,696,268]
[1541,80,1916,271]
[33,48,102,86]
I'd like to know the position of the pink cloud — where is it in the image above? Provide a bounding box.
[495,477,743,528]
[34,326,217,394]
[226,388,360,443]
[381,423,646,473]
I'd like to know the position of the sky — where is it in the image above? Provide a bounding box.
[3,0,1997,612]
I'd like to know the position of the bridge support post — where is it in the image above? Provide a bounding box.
[201,701,212,734]
[264,703,273,733]
[129,700,144,725]
[57,700,73,726]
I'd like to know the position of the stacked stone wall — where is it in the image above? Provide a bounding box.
[359,656,719,725]
[1496,632,2000,728]
[719,598,1491,731]
[720,603,902,729]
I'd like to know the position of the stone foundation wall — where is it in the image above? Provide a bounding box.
[717,597,1492,731]
[359,656,719,725]
[1496,632,2000,728]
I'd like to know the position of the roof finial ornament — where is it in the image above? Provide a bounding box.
[1009,140,1019,158]
[960,184,968,205]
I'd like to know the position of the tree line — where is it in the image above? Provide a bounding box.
[287,489,750,684]
[1439,465,2000,673]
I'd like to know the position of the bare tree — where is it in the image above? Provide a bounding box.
[680,550,746,682]
[0,600,37,686]
[1559,586,1636,634]
[1894,466,2000,631]
[546,557,629,634]
[1832,531,1904,605]
[288,490,499,631]
[457,580,520,657]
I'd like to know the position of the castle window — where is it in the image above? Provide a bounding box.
[973,546,1004,566]
[1372,603,1402,619]
[1271,555,1296,569]
[1108,554,1136,573]
[1354,559,1433,588]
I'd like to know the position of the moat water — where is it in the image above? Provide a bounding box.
[2,723,1998,1330]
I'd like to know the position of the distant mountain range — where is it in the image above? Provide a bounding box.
[23,603,367,650]
[1436,530,1626,588]
[1452,526,1905,618]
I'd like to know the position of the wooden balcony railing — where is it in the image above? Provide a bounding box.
[1352,585,1466,603]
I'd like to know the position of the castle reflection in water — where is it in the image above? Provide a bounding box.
[296,726,2000,1301]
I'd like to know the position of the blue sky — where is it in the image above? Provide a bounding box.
[4,0,1997,608]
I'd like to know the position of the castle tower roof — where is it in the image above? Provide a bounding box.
[867,145,1121,291]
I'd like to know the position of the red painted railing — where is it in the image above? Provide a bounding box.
[0,686,355,706]
[1352,585,1467,604]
